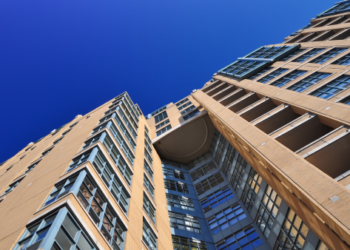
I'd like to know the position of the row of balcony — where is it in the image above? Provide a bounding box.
[203,80,350,182]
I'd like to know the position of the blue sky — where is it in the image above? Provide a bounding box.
[0,0,335,162]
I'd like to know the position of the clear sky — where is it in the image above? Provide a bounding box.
[0,0,336,163]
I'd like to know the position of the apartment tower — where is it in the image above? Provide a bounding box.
[1,1,350,250]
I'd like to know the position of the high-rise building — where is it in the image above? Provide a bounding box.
[2,2,350,250]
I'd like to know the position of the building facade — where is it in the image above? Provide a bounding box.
[1,1,350,250]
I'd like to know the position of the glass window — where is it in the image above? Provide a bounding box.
[270,70,307,88]
[156,125,172,136]
[15,213,58,250]
[145,149,153,165]
[44,175,77,207]
[166,194,195,211]
[172,236,207,250]
[143,193,156,224]
[332,53,350,65]
[1,176,26,197]
[190,161,216,181]
[208,204,247,235]
[144,160,154,180]
[92,150,130,212]
[276,209,309,250]
[163,167,185,180]
[310,48,347,64]
[258,68,288,84]
[280,49,306,61]
[195,173,224,195]
[246,46,295,59]
[169,212,201,233]
[256,185,282,239]
[145,139,152,153]
[310,74,350,99]
[187,152,212,170]
[143,218,157,250]
[214,135,227,165]
[249,67,273,80]
[293,48,324,63]
[340,95,350,105]
[155,119,170,130]
[178,101,193,111]
[180,105,196,115]
[318,1,350,18]
[216,227,263,250]
[164,180,189,194]
[76,176,127,248]
[200,187,234,212]
[176,98,189,107]
[154,111,168,124]
[183,109,200,120]
[241,168,262,212]
[230,155,248,191]
[222,145,237,177]
[24,160,41,174]
[288,72,331,92]
[144,174,155,199]
[220,60,267,78]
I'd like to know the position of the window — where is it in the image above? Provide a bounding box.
[270,70,306,88]
[162,160,182,169]
[310,74,350,99]
[178,101,192,110]
[145,131,152,144]
[117,105,138,135]
[287,72,331,92]
[340,95,350,105]
[156,125,171,136]
[180,105,196,115]
[62,129,71,136]
[155,119,169,130]
[176,98,189,107]
[281,49,306,61]
[77,176,126,248]
[1,164,14,176]
[241,168,262,212]
[222,145,237,177]
[214,135,227,164]
[102,135,133,184]
[44,175,77,206]
[169,212,201,233]
[256,185,282,239]
[14,213,57,250]
[310,48,347,64]
[276,209,309,250]
[143,218,157,250]
[183,109,200,120]
[92,151,130,212]
[40,147,53,158]
[293,48,324,63]
[208,205,247,235]
[195,173,225,195]
[145,139,152,153]
[230,155,248,191]
[200,187,234,212]
[24,161,41,174]
[154,111,168,123]
[166,194,195,211]
[216,227,263,250]
[0,176,25,197]
[150,105,167,118]
[164,180,189,194]
[218,45,298,79]
[187,152,211,170]
[258,68,288,83]
[163,167,185,180]
[145,125,149,133]
[70,122,78,128]
[143,193,156,224]
[249,67,273,80]
[53,137,63,145]
[144,160,154,180]
[172,236,207,250]
[145,149,153,165]
[332,53,350,65]
[144,174,155,199]
[67,148,94,172]
[317,1,350,18]
[209,130,220,154]
[190,161,216,181]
